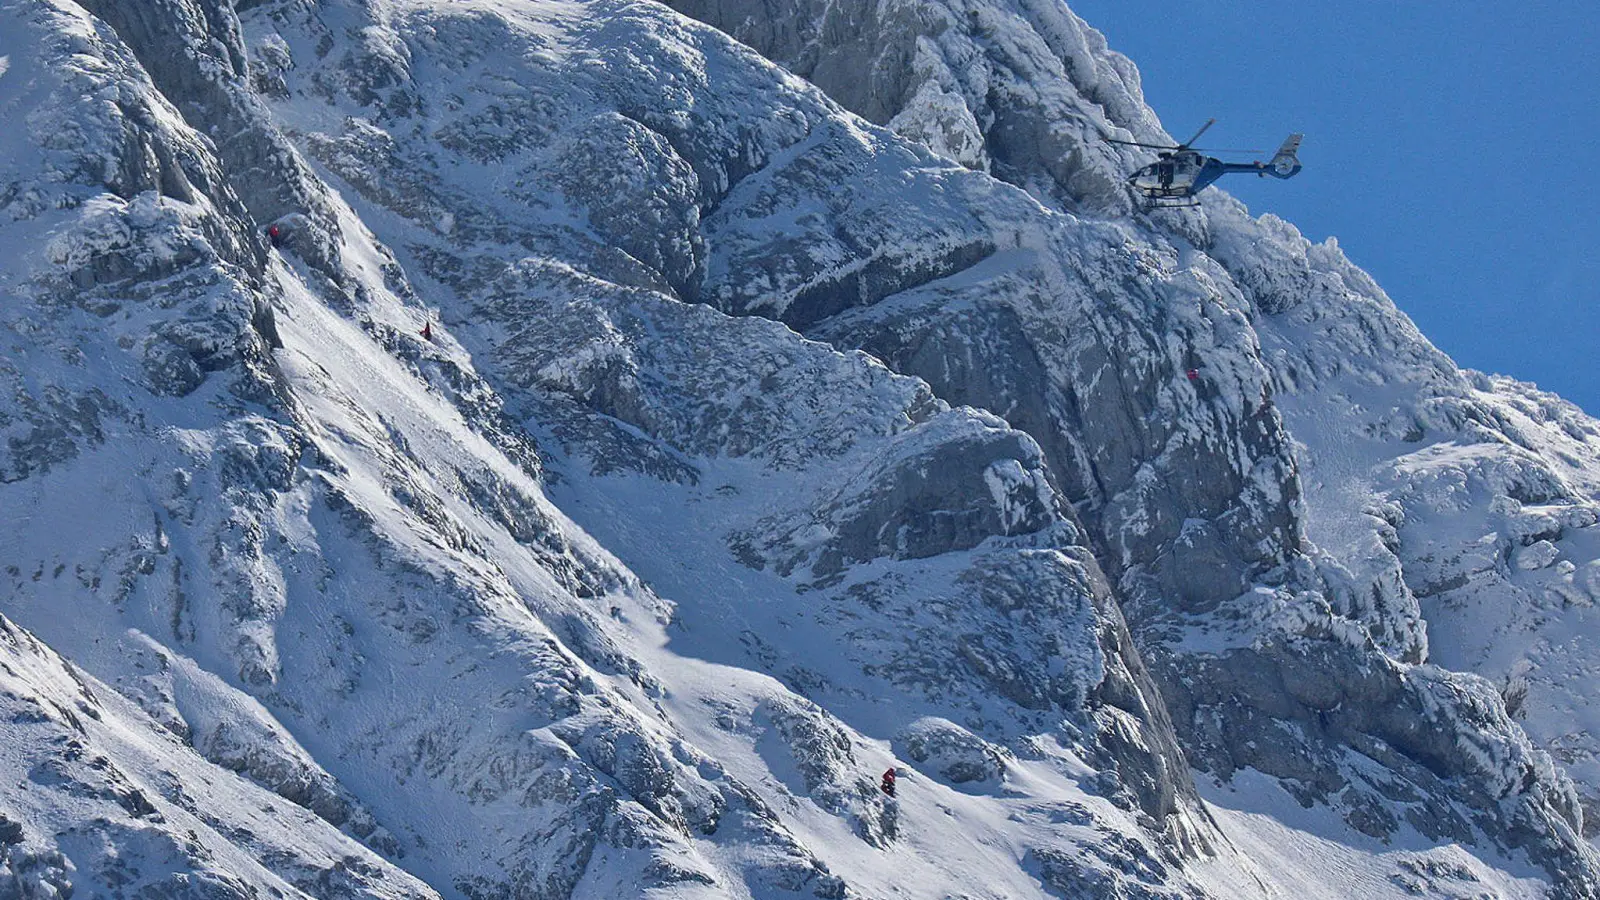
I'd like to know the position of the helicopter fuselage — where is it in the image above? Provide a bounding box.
[1128,151,1224,199]
[1124,132,1303,207]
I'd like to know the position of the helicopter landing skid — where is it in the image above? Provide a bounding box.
[1141,198,1201,211]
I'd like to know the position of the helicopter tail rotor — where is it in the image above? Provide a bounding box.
[1268,133,1304,178]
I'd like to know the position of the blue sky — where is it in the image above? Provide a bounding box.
[1069,1,1600,413]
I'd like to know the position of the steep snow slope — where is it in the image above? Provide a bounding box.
[0,613,439,899]
[238,0,1226,892]
[1199,207,1600,838]
[3,0,1600,898]
[662,0,1600,889]
[0,0,1216,896]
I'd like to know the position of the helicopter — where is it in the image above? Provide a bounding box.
[1107,119,1303,209]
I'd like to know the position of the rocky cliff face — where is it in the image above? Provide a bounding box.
[666,0,1600,891]
[2,0,1598,898]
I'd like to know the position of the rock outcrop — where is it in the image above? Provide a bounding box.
[1,0,1598,897]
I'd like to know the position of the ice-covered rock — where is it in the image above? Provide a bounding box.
[4,0,1600,897]
[897,717,1008,785]
[0,613,438,899]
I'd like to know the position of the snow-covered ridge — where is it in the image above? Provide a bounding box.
[1,0,1598,897]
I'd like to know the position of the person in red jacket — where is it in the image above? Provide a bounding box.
[880,767,897,798]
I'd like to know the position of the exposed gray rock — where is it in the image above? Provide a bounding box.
[757,697,896,847]
[671,1,1600,894]
[5,0,1600,897]
[732,411,1059,577]
[72,0,332,277]
[897,717,1007,785]
[664,0,1154,212]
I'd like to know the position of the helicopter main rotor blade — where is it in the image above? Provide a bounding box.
[1188,147,1265,154]
[1104,137,1180,149]
[1178,118,1216,149]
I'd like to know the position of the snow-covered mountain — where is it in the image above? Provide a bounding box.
[2,0,1598,897]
